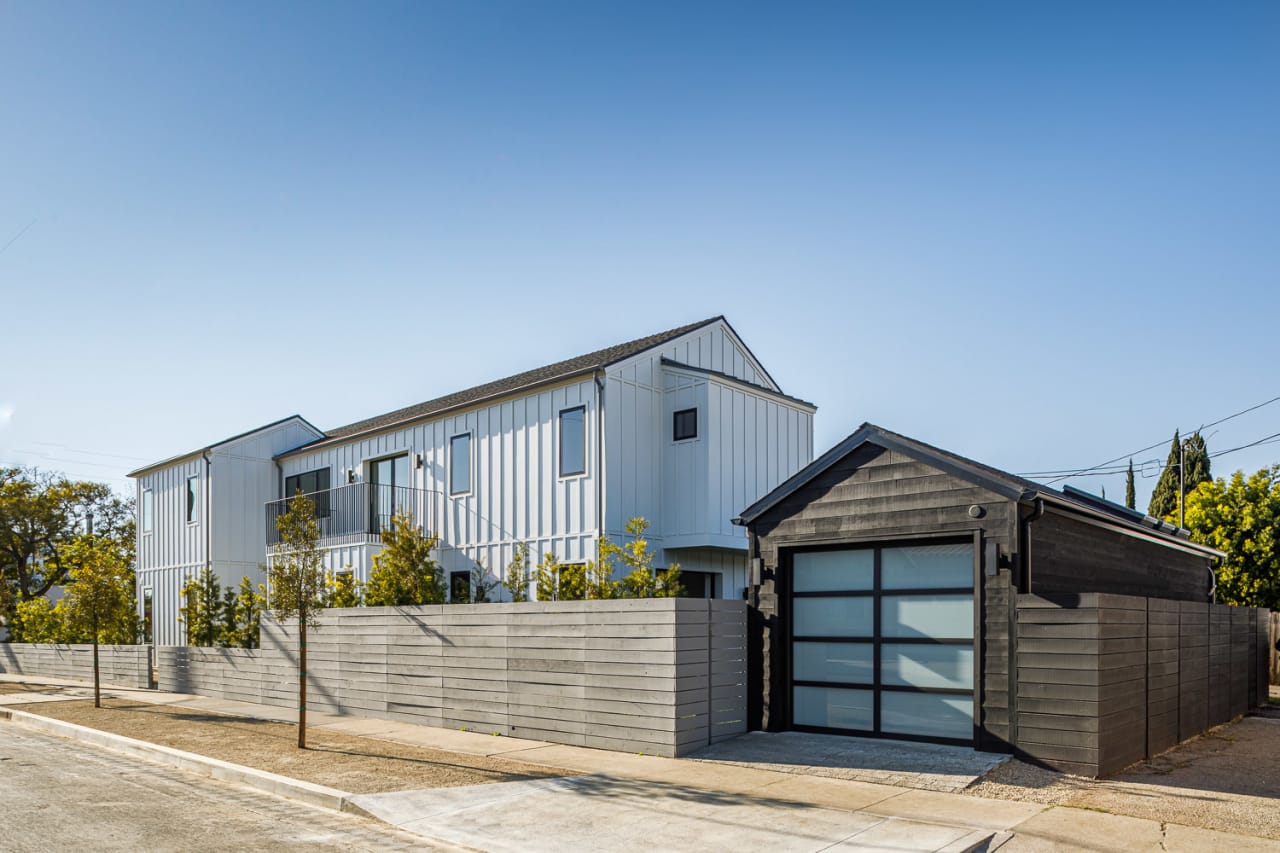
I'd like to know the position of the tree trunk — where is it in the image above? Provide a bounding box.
[297,615,307,749]
[92,608,101,709]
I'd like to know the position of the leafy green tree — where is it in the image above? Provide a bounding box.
[268,492,327,748]
[227,576,266,649]
[469,562,500,603]
[1125,459,1136,510]
[605,518,684,599]
[0,467,134,626]
[502,543,532,602]
[364,512,444,606]
[1183,467,1280,608]
[323,571,363,609]
[179,565,225,647]
[60,535,136,707]
[11,596,66,643]
[534,550,563,601]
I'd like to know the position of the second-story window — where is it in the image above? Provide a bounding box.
[559,406,586,477]
[142,489,154,534]
[673,408,698,441]
[285,468,332,517]
[186,476,199,523]
[450,434,472,495]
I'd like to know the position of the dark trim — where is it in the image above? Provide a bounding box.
[558,405,587,477]
[794,586,973,598]
[972,530,983,747]
[673,407,698,442]
[129,414,324,478]
[659,357,816,410]
[449,433,472,496]
[794,681,972,696]
[785,538,977,746]
[791,724,973,748]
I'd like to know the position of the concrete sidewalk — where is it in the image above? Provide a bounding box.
[3,674,1276,852]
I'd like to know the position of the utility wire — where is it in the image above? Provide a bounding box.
[0,218,35,257]
[1038,395,1280,485]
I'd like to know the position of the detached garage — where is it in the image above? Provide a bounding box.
[735,423,1270,776]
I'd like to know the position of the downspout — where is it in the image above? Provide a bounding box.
[594,370,606,555]
[1017,495,1046,594]
[202,450,213,577]
[1010,494,1045,759]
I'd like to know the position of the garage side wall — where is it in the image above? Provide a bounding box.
[1016,594,1269,777]
[1029,510,1212,602]
[746,444,1017,750]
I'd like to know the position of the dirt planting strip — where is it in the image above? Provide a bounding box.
[18,698,571,794]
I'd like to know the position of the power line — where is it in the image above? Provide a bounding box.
[0,218,36,257]
[22,441,151,463]
[1039,394,1280,485]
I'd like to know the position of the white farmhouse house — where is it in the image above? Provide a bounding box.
[130,317,814,645]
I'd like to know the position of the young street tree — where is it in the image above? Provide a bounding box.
[60,535,136,708]
[179,565,225,647]
[268,492,326,749]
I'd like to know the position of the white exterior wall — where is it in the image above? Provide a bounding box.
[605,320,814,590]
[278,377,600,585]
[135,417,322,645]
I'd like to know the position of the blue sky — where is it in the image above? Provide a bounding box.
[1,1,1276,509]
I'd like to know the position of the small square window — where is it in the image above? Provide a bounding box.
[673,408,698,441]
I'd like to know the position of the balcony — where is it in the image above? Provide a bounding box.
[265,483,441,548]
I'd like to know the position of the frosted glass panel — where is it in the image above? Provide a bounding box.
[793,686,873,730]
[881,595,973,639]
[793,550,874,592]
[793,642,873,685]
[881,543,972,590]
[881,692,974,739]
[880,644,974,690]
[793,596,874,637]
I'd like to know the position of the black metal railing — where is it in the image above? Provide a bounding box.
[265,483,439,548]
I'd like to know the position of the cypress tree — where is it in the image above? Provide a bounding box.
[1148,431,1181,519]
[1125,459,1136,510]
[1183,431,1211,492]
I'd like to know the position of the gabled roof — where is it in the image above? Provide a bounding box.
[280,315,759,456]
[734,422,1223,558]
[127,415,323,478]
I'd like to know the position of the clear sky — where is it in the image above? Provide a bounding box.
[1,1,1276,511]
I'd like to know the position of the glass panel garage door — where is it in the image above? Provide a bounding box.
[790,542,975,744]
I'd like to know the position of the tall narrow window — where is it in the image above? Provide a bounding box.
[142,489,154,534]
[559,406,586,477]
[450,434,471,495]
[186,476,199,523]
[673,408,698,441]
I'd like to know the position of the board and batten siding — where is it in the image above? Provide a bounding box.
[279,377,601,576]
[135,417,322,646]
[606,319,812,564]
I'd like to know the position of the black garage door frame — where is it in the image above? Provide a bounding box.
[780,530,983,748]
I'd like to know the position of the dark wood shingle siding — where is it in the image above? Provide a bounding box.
[1030,510,1212,602]
[748,444,1016,745]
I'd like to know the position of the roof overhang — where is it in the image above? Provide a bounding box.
[659,358,816,412]
[128,415,323,478]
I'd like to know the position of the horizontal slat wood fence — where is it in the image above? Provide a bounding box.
[0,643,150,689]
[157,599,747,757]
[1015,594,1269,777]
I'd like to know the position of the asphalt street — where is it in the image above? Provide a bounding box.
[0,725,443,852]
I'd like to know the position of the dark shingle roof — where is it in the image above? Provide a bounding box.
[734,422,1223,558]
[309,316,725,447]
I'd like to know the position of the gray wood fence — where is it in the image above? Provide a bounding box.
[0,643,150,689]
[158,599,747,757]
[1015,594,1269,777]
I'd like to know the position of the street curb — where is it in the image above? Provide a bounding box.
[0,706,350,813]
